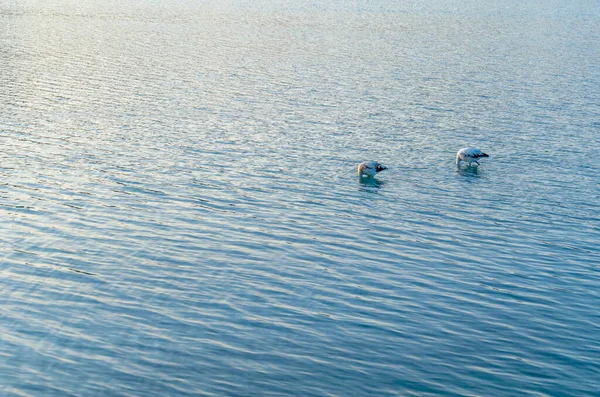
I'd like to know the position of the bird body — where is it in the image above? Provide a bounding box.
[456,148,489,167]
[358,161,387,177]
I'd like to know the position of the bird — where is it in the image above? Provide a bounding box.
[358,161,387,177]
[456,147,489,168]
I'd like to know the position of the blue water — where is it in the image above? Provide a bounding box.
[2,1,599,396]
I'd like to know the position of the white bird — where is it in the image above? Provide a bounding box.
[358,161,387,177]
[456,147,489,168]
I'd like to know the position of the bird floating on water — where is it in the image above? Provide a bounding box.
[358,161,387,177]
[456,147,489,168]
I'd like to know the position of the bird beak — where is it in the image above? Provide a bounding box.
[376,165,387,172]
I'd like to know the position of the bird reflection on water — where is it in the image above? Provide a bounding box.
[456,165,482,178]
[358,176,386,193]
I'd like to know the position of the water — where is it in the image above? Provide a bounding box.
[2,1,600,396]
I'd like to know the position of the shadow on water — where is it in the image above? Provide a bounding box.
[358,176,386,193]
[456,165,482,178]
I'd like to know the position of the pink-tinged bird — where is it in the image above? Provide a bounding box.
[358,161,387,177]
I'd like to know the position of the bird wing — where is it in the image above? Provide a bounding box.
[363,161,377,169]
[463,148,483,158]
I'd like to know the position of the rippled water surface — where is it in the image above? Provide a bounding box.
[2,1,600,396]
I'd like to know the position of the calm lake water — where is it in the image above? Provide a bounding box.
[2,1,599,396]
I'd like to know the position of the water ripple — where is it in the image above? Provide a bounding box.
[2,1,600,396]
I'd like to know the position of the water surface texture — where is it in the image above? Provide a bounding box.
[2,1,600,396]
